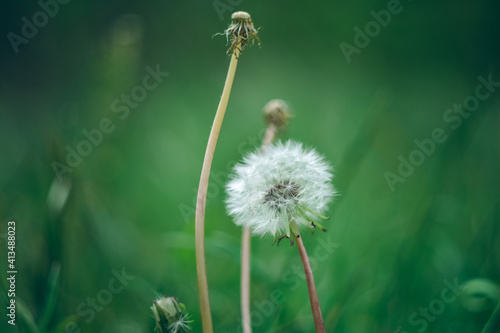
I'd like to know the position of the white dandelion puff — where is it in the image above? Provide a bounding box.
[226,140,335,239]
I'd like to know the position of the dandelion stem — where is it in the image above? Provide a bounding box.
[241,123,278,333]
[292,220,326,333]
[196,38,242,333]
[241,227,252,333]
[262,124,278,146]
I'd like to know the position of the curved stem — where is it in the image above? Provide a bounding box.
[195,42,241,333]
[291,221,325,333]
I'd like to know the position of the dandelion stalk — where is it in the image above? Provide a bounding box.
[240,100,290,333]
[196,35,239,333]
[291,221,326,333]
[195,12,258,333]
[240,227,252,333]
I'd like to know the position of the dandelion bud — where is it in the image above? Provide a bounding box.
[263,99,291,130]
[226,140,335,241]
[151,295,191,333]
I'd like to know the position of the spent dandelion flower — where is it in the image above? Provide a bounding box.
[219,11,260,54]
[195,11,259,333]
[226,140,335,241]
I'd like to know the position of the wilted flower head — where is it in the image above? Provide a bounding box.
[226,140,335,240]
[221,11,260,53]
[151,295,191,333]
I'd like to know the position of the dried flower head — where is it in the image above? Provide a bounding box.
[263,99,292,130]
[226,140,335,240]
[151,295,192,333]
[221,11,260,54]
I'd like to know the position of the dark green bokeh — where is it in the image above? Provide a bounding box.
[0,0,499,332]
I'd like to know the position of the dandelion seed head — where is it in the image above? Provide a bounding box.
[226,140,335,238]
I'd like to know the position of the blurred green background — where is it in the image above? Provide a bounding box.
[1,0,499,332]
